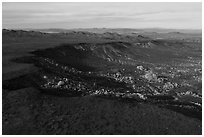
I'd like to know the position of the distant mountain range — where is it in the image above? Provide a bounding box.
[16,28,201,34]
[2,28,202,44]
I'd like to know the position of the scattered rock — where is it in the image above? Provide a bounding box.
[143,70,157,82]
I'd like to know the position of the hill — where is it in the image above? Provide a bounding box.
[2,29,202,135]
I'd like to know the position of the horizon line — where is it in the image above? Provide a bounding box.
[2,27,202,31]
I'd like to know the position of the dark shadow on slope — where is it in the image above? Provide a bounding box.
[2,74,33,90]
[31,43,97,72]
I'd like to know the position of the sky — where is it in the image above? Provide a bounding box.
[2,2,202,30]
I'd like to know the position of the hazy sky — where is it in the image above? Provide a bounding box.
[2,2,202,29]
